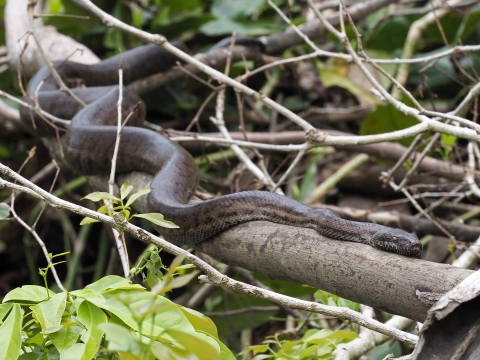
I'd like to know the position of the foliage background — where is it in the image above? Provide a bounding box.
[0,0,479,358]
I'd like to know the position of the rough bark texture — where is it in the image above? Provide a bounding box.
[195,221,472,322]
[413,271,480,359]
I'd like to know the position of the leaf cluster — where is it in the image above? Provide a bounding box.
[80,184,178,230]
[239,329,357,360]
[0,275,235,360]
[130,248,199,293]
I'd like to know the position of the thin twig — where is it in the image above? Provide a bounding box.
[109,58,130,277]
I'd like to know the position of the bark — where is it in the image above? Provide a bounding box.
[196,222,472,322]
[413,271,480,359]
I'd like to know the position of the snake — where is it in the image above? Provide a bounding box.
[20,41,422,257]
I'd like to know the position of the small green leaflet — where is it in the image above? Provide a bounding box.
[81,192,119,203]
[120,183,134,200]
[3,285,55,304]
[132,213,179,228]
[0,203,10,219]
[80,217,100,225]
[85,275,130,292]
[125,186,150,208]
[0,304,22,360]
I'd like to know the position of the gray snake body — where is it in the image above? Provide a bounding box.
[20,43,422,257]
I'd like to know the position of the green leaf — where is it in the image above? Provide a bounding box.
[120,183,133,201]
[364,16,410,52]
[455,7,480,44]
[0,303,13,323]
[239,344,270,356]
[200,18,273,36]
[77,301,107,360]
[423,13,464,45]
[79,217,100,226]
[156,0,202,13]
[327,330,358,342]
[81,192,119,203]
[319,60,378,106]
[117,284,145,291]
[441,133,456,149]
[360,100,419,147]
[41,348,60,359]
[162,328,222,360]
[0,203,10,218]
[103,24,125,52]
[179,306,218,337]
[58,343,87,360]
[133,213,179,228]
[302,329,334,342]
[30,292,67,331]
[211,0,264,19]
[18,353,44,360]
[301,343,329,358]
[167,270,201,291]
[97,205,109,215]
[102,289,223,359]
[98,323,141,354]
[297,153,318,202]
[125,186,150,208]
[249,354,273,359]
[215,335,236,360]
[337,297,359,311]
[69,289,108,310]
[0,304,22,360]
[49,325,83,351]
[368,339,402,359]
[52,251,70,259]
[149,340,196,360]
[120,209,130,220]
[409,53,456,90]
[85,275,131,293]
[3,286,55,304]
[42,325,64,334]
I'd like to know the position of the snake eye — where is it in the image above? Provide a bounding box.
[393,236,397,241]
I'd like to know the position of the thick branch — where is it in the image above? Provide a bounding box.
[86,171,472,322]
[195,221,471,322]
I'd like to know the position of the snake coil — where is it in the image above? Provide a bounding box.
[20,42,422,257]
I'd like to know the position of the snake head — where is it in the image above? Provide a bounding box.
[371,228,422,257]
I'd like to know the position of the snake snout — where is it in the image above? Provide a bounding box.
[371,228,422,257]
